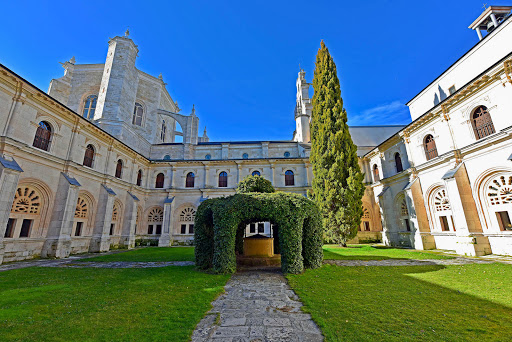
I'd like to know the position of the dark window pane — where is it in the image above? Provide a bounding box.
[189,224,194,234]
[148,225,153,234]
[250,223,256,233]
[404,219,411,232]
[5,218,15,238]
[440,216,450,231]
[258,223,264,233]
[181,224,187,234]
[19,219,32,237]
[285,170,294,186]
[156,224,162,235]
[75,222,83,236]
[496,211,512,231]
[110,224,115,235]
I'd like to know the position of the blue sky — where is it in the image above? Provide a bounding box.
[0,0,506,141]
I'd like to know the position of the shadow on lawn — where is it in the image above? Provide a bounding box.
[288,263,512,341]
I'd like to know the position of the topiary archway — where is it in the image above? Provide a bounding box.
[194,192,323,274]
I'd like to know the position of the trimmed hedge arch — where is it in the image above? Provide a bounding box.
[194,192,323,274]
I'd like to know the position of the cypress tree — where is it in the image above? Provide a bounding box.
[310,41,365,246]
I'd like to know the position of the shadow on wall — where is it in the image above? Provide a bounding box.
[433,84,448,106]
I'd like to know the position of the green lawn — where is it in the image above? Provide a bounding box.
[288,263,512,341]
[81,246,195,262]
[323,244,453,260]
[0,266,229,341]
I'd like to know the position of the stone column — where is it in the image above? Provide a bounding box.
[159,197,174,246]
[121,191,139,248]
[303,162,310,186]
[237,164,242,183]
[42,173,81,259]
[89,184,116,252]
[0,156,23,265]
[405,177,436,250]
[204,163,210,188]
[270,163,276,185]
[171,165,177,188]
[442,163,491,256]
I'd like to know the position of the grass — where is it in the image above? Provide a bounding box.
[81,246,195,262]
[323,244,453,260]
[0,265,229,341]
[287,263,512,341]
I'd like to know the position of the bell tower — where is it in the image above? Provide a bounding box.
[469,5,512,40]
[293,69,312,143]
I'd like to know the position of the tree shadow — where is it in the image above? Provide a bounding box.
[288,263,512,341]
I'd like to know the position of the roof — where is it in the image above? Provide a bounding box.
[349,126,405,147]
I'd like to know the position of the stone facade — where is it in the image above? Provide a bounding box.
[1,6,510,264]
[2,31,385,263]
[363,6,512,256]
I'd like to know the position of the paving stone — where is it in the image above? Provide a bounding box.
[191,268,323,341]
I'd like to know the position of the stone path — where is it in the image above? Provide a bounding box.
[192,268,323,342]
[0,255,193,272]
[323,257,494,267]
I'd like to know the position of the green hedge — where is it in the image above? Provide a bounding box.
[194,192,323,274]
[236,175,275,194]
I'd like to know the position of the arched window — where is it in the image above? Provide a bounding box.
[361,207,371,231]
[284,151,290,158]
[424,134,438,161]
[242,153,249,159]
[132,103,144,126]
[186,172,195,188]
[74,196,90,237]
[161,121,166,142]
[147,207,164,235]
[472,105,495,140]
[33,121,52,151]
[155,173,165,188]
[163,155,171,161]
[399,198,411,232]
[373,164,380,182]
[83,144,95,168]
[218,171,228,187]
[252,171,261,176]
[179,207,196,234]
[395,152,403,173]
[486,174,512,231]
[431,188,455,232]
[205,154,211,160]
[136,170,143,186]
[8,186,43,238]
[285,170,294,186]
[83,95,97,120]
[115,159,123,179]
[110,202,121,236]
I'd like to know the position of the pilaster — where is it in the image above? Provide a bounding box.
[159,197,174,246]
[121,191,139,248]
[442,163,492,256]
[405,177,436,250]
[0,156,23,265]
[41,173,81,259]
[89,184,116,252]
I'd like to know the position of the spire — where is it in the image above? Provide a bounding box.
[158,73,163,80]
[69,56,76,64]
[191,104,196,116]
[125,28,130,37]
[203,126,208,136]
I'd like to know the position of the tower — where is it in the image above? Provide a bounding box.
[469,6,512,40]
[293,69,312,143]
[94,32,139,133]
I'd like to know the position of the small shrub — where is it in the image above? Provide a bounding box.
[236,175,275,194]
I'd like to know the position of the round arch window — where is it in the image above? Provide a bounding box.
[205,154,211,160]
[252,171,261,176]
[242,153,249,159]
[284,151,290,158]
